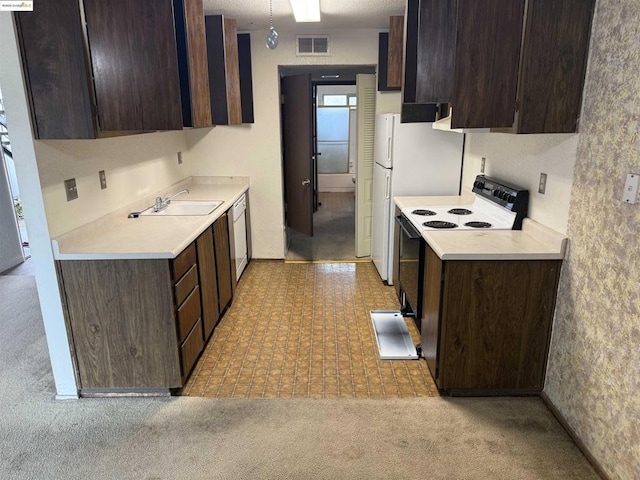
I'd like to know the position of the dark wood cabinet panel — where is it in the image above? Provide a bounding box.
[421,246,443,385]
[14,0,96,139]
[401,0,440,123]
[213,213,233,312]
[439,258,561,392]
[174,0,213,128]
[59,260,181,390]
[387,16,404,88]
[237,33,255,124]
[205,15,242,125]
[180,318,204,379]
[196,226,220,340]
[451,0,526,129]
[83,0,183,132]
[172,243,196,280]
[176,285,201,342]
[415,0,457,103]
[174,264,198,306]
[377,33,401,92]
[517,0,595,134]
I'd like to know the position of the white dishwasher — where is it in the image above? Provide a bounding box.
[232,194,248,280]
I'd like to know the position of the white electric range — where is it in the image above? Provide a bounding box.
[395,175,530,330]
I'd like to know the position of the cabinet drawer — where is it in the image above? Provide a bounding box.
[180,318,204,378]
[172,243,196,280]
[177,285,201,342]
[174,264,198,306]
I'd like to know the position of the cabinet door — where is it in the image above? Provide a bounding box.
[517,0,595,133]
[421,245,444,385]
[387,16,405,88]
[451,0,526,129]
[83,0,183,131]
[196,226,220,340]
[173,0,213,128]
[415,0,457,103]
[15,0,96,139]
[205,16,242,125]
[213,213,233,312]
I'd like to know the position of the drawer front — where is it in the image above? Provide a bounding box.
[174,264,198,306]
[180,318,204,379]
[177,285,201,342]
[172,243,196,280]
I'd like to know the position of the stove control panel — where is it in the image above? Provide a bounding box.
[472,175,529,216]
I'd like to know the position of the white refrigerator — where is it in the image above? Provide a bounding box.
[372,113,464,283]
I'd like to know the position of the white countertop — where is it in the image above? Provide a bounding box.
[423,218,568,261]
[52,177,249,260]
[394,191,476,210]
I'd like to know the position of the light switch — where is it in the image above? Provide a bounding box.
[538,173,547,195]
[64,178,78,201]
[623,173,639,204]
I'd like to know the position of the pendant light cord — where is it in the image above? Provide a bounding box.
[269,0,273,29]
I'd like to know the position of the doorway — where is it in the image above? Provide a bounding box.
[0,87,29,274]
[280,66,375,262]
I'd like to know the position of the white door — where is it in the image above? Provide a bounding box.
[355,73,376,258]
[371,163,391,280]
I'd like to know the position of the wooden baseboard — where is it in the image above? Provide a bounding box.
[541,392,610,480]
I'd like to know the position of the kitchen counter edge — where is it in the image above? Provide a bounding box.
[52,178,249,260]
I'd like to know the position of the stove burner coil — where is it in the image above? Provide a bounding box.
[448,208,473,215]
[412,209,437,216]
[465,221,492,228]
[423,221,458,229]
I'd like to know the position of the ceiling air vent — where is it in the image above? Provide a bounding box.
[296,35,330,56]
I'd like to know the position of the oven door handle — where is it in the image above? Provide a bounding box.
[395,215,422,240]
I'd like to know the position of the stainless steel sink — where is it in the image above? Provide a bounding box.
[138,200,224,216]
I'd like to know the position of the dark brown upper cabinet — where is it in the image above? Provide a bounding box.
[205,16,242,125]
[377,16,404,92]
[237,33,255,124]
[173,0,213,128]
[400,0,439,123]
[16,0,184,139]
[413,0,595,133]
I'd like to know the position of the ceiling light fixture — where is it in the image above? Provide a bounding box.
[320,74,340,79]
[266,0,279,50]
[289,0,321,22]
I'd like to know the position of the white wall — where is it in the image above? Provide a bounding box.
[186,28,380,258]
[376,91,401,114]
[462,133,578,234]
[37,133,191,238]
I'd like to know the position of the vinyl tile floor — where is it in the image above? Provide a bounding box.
[182,260,440,399]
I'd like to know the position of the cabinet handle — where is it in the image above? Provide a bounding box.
[302,179,311,186]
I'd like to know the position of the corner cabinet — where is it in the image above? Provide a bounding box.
[15,0,212,138]
[57,214,235,393]
[421,244,562,395]
[412,0,595,133]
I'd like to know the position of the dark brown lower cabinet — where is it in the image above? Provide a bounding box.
[213,213,233,313]
[57,212,236,393]
[421,244,562,395]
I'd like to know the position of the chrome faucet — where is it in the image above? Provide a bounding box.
[153,188,189,212]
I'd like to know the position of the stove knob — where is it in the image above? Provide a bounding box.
[497,190,506,200]
[508,194,516,203]
[493,189,500,197]
[474,181,485,190]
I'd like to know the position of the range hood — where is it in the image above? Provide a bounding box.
[432,108,491,134]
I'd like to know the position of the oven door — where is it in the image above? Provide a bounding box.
[395,214,424,331]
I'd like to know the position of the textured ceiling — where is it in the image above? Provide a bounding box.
[203,0,406,31]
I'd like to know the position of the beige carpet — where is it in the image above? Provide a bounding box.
[0,275,599,480]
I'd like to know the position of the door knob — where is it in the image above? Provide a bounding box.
[301,179,311,186]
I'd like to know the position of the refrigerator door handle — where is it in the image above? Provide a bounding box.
[387,137,392,164]
[385,173,391,199]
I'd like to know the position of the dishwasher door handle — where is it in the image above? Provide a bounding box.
[395,215,421,240]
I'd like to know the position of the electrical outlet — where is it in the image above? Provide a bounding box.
[64,178,78,201]
[99,170,107,190]
[538,173,548,195]
[480,157,486,173]
[177,151,183,165]
[623,173,639,204]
